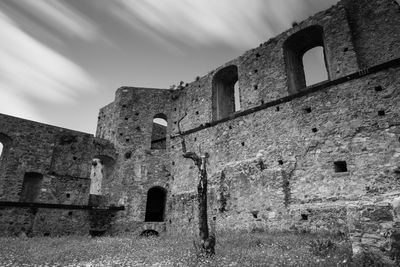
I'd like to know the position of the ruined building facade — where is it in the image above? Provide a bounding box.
[1,0,400,257]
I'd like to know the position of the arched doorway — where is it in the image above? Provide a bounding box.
[145,187,166,222]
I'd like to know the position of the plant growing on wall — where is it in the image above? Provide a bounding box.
[177,111,215,256]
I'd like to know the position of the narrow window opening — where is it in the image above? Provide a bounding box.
[254,85,258,90]
[151,114,167,150]
[229,126,232,130]
[89,155,115,206]
[66,193,70,198]
[145,187,167,222]
[234,81,241,112]
[334,161,348,173]
[378,110,385,116]
[276,106,280,112]
[212,65,239,120]
[20,172,43,203]
[278,160,284,165]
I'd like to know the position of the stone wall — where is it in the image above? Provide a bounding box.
[0,113,117,236]
[94,0,400,259]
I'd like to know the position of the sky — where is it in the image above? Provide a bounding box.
[0,0,344,135]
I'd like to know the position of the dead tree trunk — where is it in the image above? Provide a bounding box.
[178,112,215,255]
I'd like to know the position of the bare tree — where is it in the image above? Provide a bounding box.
[177,112,215,255]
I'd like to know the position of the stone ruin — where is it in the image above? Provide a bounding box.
[1,0,400,261]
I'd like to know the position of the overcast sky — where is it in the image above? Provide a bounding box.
[0,0,343,134]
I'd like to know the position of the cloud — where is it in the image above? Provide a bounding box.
[11,0,99,42]
[0,11,97,121]
[110,0,338,49]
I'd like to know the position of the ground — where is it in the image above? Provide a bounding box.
[0,232,354,266]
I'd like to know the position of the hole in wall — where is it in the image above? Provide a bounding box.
[304,107,312,113]
[172,161,175,165]
[229,126,232,130]
[174,108,177,111]
[256,53,261,58]
[276,106,280,112]
[378,110,385,116]
[126,139,130,142]
[301,214,308,220]
[122,105,127,108]
[251,211,259,219]
[194,137,197,141]
[171,145,175,149]
[73,156,78,161]
[334,161,348,173]
[195,111,199,115]
[343,47,348,52]
[136,127,141,132]
[140,230,159,237]
[261,100,264,104]
[125,152,132,159]
[90,230,105,237]
[374,86,383,92]
[124,117,129,121]
[312,128,318,133]
[254,85,258,90]
[241,142,245,146]
[278,160,284,165]
[68,211,73,216]
[119,133,123,136]
[66,193,70,198]
[254,69,258,74]
[135,112,140,116]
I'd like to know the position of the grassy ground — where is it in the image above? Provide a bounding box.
[0,232,353,266]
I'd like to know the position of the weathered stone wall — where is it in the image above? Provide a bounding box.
[0,114,117,236]
[96,87,172,233]
[94,1,400,259]
[343,0,400,68]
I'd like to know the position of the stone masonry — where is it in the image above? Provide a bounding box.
[1,0,400,260]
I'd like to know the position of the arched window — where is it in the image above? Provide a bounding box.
[151,114,167,150]
[212,65,240,120]
[20,172,43,202]
[145,187,167,222]
[284,25,329,94]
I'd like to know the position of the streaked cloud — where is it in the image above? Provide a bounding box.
[0,11,97,122]
[12,0,99,42]
[110,0,338,49]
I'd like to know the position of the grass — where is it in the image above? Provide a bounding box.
[0,232,353,266]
